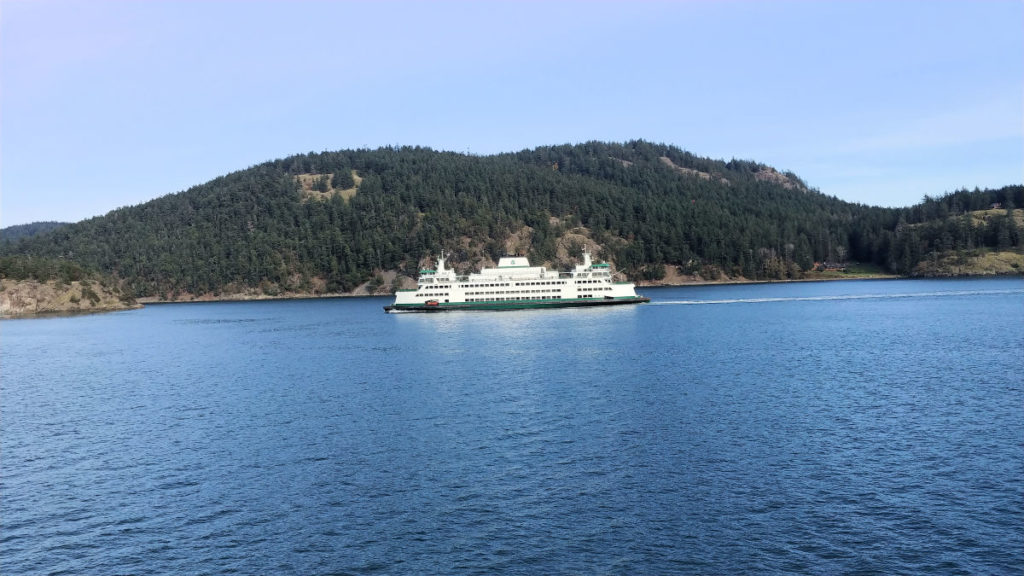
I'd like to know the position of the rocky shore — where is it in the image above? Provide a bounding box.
[0,279,140,318]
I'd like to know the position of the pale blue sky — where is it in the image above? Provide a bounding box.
[2,0,1021,226]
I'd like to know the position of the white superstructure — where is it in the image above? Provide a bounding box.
[386,247,648,311]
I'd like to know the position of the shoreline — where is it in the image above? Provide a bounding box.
[7,272,1018,316]
[0,303,142,320]
[636,272,899,288]
[138,273,909,305]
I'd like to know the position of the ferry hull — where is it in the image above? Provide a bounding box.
[384,296,650,313]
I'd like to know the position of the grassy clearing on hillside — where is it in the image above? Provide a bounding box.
[969,208,1024,227]
[800,262,894,280]
[914,250,1023,276]
[296,171,360,202]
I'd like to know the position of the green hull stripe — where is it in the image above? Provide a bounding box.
[386,296,649,312]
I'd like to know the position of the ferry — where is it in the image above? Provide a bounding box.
[384,248,650,312]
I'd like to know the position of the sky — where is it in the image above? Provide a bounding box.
[2,0,1022,226]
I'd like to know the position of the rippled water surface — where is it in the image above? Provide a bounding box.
[3,278,1022,574]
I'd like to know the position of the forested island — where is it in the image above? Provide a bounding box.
[1,141,1021,308]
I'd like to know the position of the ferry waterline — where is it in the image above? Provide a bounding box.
[384,248,650,312]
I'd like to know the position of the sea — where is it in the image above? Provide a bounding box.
[2,277,1022,575]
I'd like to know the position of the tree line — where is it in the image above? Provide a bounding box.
[1,141,1020,297]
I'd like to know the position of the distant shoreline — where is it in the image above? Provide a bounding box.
[636,272,900,288]
[139,272,981,306]
[0,278,141,319]
[6,272,1019,317]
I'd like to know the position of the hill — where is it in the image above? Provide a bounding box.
[1,141,1021,299]
[0,221,68,243]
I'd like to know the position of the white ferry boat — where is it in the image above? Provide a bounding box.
[384,248,649,312]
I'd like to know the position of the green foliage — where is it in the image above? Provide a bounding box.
[332,170,355,189]
[0,255,130,303]
[81,285,101,305]
[0,255,92,283]
[1,142,1020,297]
[0,221,68,244]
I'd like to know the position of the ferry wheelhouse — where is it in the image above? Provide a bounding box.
[384,248,649,312]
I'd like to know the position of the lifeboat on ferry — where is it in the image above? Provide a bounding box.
[425,300,439,307]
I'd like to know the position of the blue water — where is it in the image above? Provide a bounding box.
[2,278,1022,574]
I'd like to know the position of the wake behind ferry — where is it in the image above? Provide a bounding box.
[384,248,649,312]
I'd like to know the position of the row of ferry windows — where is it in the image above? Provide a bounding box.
[467,289,562,296]
[427,280,597,287]
[421,286,606,299]
[422,275,604,286]
[419,280,607,292]
[420,286,608,293]
[466,296,563,302]
[420,283,514,289]
[419,281,563,292]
